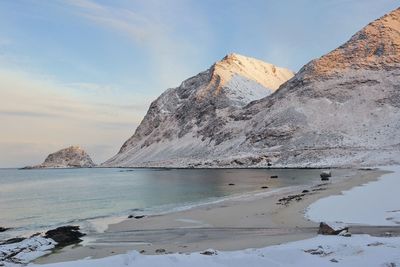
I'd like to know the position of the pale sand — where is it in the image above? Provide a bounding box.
[35,169,386,264]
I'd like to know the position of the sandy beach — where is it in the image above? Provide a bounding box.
[35,168,386,264]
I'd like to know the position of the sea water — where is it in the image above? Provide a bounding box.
[0,168,331,239]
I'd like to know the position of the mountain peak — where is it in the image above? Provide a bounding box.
[306,7,400,77]
[206,53,294,96]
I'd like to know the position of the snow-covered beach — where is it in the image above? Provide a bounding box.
[2,167,399,266]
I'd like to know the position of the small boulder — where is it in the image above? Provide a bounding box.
[318,222,348,235]
[338,230,352,237]
[155,248,166,254]
[302,190,309,193]
[44,226,85,247]
[200,249,218,256]
[0,227,10,232]
[261,186,269,189]
[0,237,25,245]
[320,171,331,180]
[270,175,278,179]
[228,183,235,186]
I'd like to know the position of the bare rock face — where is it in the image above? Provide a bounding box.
[31,146,96,168]
[103,54,293,167]
[105,8,400,168]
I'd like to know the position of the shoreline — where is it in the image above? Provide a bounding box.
[15,165,377,170]
[34,168,386,264]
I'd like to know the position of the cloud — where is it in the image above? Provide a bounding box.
[63,0,213,89]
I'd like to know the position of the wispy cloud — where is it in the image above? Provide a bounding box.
[63,0,212,89]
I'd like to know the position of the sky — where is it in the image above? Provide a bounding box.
[0,0,398,168]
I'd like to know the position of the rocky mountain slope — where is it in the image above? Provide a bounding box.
[105,7,400,168]
[28,146,96,168]
[103,54,294,166]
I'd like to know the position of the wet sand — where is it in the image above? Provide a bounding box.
[35,168,385,264]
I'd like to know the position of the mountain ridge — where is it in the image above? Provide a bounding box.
[104,7,400,168]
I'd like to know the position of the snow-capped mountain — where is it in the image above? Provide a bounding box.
[103,54,294,167]
[105,7,400,168]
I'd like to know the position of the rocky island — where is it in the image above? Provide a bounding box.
[24,146,96,169]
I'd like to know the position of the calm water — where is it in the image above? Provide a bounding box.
[0,168,327,239]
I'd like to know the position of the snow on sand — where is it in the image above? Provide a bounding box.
[307,166,400,225]
[30,235,400,267]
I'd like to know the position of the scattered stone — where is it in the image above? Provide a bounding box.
[312,187,327,192]
[367,242,384,247]
[383,232,393,237]
[320,171,331,181]
[128,215,146,219]
[0,237,25,245]
[29,232,41,238]
[155,248,166,254]
[200,249,217,256]
[228,183,235,186]
[330,258,339,263]
[139,250,146,254]
[0,227,10,233]
[270,175,278,179]
[304,246,324,255]
[44,226,85,247]
[278,193,306,205]
[261,186,269,189]
[318,222,348,235]
[338,230,352,237]
[302,190,309,193]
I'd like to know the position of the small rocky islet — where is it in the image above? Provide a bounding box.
[23,146,96,169]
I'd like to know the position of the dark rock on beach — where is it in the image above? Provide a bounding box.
[0,227,10,233]
[128,215,145,219]
[155,248,166,254]
[0,237,26,245]
[270,175,278,179]
[44,226,85,247]
[278,193,306,205]
[200,249,218,256]
[318,222,349,235]
[320,171,331,181]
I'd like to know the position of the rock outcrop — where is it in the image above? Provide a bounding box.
[44,226,85,247]
[105,8,400,168]
[28,146,95,168]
